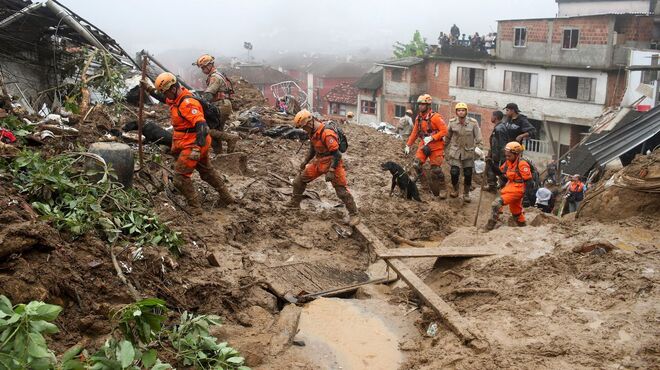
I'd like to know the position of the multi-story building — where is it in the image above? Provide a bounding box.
[374,4,657,163]
[355,67,384,125]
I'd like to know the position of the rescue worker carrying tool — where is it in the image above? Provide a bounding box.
[485,141,532,230]
[404,94,449,198]
[194,54,240,153]
[144,72,234,215]
[287,109,360,226]
[445,102,483,203]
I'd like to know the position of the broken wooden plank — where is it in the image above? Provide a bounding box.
[354,223,487,351]
[379,247,497,259]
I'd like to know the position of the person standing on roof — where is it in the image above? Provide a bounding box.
[143,72,234,215]
[398,109,414,139]
[287,109,360,226]
[486,142,532,230]
[194,54,240,153]
[450,24,460,44]
[564,174,586,213]
[405,94,449,199]
[445,102,484,203]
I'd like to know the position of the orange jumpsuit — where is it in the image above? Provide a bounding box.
[406,111,448,166]
[301,123,347,187]
[166,87,212,178]
[499,157,532,222]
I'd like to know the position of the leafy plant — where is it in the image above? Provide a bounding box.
[393,30,428,58]
[0,295,62,370]
[4,150,183,254]
[168,312,249,370]
[63,339,172,370]
[0,115,34,143]
[114,299,167,345]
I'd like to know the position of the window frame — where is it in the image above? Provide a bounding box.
[550,75,596,102]
[562,28,579,50]
[434,64,440,78]
[503,70,538,96]
[514,27,527,48]
[361,100,376,115]
[456,66,485,89]
[641,54,660,84]
[391,69,404,82]
[467,112,482,126]
[394,104,406,117]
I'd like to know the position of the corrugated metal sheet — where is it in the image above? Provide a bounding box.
[586,105,660,165]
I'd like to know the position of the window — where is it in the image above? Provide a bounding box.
[391,69,404,82]
[467,113,482,126]
[431,103,439,112]
[642,55,659,84]
[361,100,376,114]
[329,103,347,115]
[395,104,406,117]
[514,27,527,47]
[434,64,440,78]
[504,71,538,95]
[551,76,596,101]
[562,29,579,49]
[457,67,485,89]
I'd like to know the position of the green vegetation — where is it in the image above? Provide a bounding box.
[393,30,428,58]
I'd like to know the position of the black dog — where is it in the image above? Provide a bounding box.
[381,161,421,201]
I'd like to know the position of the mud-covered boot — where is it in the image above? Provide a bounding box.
[203,170,235,207]
[174,176,203,216]
[462,184,471,203]
[485,218,497,231]
[226,134,239,153]
[450,183,459,198]
[437,178,448,200]
[286,177,306,209]
[336,186,360,226]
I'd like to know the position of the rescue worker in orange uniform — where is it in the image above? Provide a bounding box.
[194,54,240,153]
[404,94,449,198]
[287,109,360,226]
[144,72,234,215]
[486,141,532,230]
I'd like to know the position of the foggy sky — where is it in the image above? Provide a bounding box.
[57,0,558,60]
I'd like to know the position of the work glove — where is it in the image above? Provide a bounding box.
[404,145,410,155]
[475,147,484,159]
[423,136,433,145]
[325,170,335,182]
[189,147,201,161]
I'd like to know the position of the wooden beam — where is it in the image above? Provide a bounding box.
[379,247,497,259]
[354,223,487,351]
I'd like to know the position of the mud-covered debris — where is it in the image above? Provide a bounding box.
[268,304,302,355]
[572,240,616,254]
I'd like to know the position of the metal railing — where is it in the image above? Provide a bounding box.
[523,138,551,154]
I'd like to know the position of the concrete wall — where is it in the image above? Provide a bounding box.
[558,1,651,17]
[356,92,382,125]
[449,60,608,125]
[622,49,660,107]
[0,54,53,112]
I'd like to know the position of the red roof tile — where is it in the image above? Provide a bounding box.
[324,83,358,105]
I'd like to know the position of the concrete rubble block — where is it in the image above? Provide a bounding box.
[268,304,302,356]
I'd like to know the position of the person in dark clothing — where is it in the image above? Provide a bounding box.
[503,103,536,143]
[544,158,557,184]
[450,24,460,44]
[485,110,506,192]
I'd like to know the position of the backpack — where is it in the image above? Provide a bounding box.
[322,121,348,153]
[176,94,223,130]
[503,156,541,207]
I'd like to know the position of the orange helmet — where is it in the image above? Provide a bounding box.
[417,94,432,104]
[154,72,177,92]
[293,109,313,127]
[505,141,524,154]
[195,54,215,67]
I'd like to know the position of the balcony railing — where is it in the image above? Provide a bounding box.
[523,138,551,155]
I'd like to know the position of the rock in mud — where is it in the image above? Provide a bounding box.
[268,304,302,355]
[0,221,59,259]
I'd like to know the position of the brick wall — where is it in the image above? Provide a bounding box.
[499,20,549,42]
[551,15,611,45]
[605,69,627,107]
[615,15,654,42]
[426,61,451,100]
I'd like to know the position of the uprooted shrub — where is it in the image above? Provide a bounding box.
[1,149,183,254]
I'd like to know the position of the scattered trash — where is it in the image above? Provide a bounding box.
[426,322,438,337]
[573,240,616,254]
[131,247,144,261]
